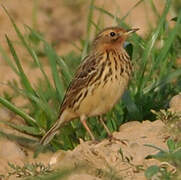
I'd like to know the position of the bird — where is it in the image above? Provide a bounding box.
[40,26,139,145]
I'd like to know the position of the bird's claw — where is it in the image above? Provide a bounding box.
[108,135,128,145]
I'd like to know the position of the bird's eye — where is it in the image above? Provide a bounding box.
[110,32,116,37]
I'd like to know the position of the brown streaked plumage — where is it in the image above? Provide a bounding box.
[40,26,139,145]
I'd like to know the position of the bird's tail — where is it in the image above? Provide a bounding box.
[40,117,65,145]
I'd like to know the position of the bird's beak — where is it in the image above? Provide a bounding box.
[125,28,139,35]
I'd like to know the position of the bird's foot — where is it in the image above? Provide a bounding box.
[79,138,100,145]
[91,139,100,144]
[108,134,128,146]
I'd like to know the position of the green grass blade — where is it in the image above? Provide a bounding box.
[24,26,52,89]
[93,2,105,34]
[32,0,38,30]
[148,0,160,19]
[4,6,52,93]
[94,0,144,27]
[0,96,36,125]
[144,144,166,152]
[25,26,72,87]
[2,6,39,65]
[137,0,171,92]
[6,81,57,127]
[81,0,95,59]
[156,69,181,89]
[31,49,52,88]
[93,6,124,27]
[0,130,37,147]
[0,45,19,74]
[90,20,101,32]
[158,10,181,78]
[5,35,36,95]
[25,92,57,123]
[142,9,181,94]
[57,56,72,86]
[120,0,144,22]
[94,6,115,19]
[143,68,181,94]
[0,120,42,136]
[44,44,65,102]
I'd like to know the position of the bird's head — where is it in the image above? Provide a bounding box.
[92,27,139,52]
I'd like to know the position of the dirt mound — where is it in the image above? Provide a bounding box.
[48,120,168,180]
[0,120,169,180]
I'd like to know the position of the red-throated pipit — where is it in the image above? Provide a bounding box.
[40,27,139,145]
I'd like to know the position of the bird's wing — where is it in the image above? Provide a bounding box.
[59,53,103,114]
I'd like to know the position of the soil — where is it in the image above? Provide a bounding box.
[0,0,179,180]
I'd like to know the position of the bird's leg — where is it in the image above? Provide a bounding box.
[99,116,128,145]
[80,115,95,141]
[99,115,112,137]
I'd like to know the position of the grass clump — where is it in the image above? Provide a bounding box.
[145,139,181,180]
[151,109,181,143]
[5,162,53,179]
